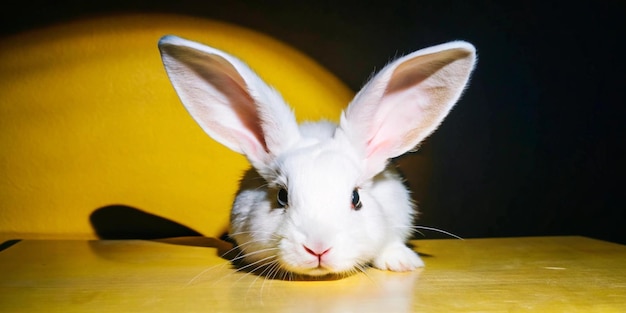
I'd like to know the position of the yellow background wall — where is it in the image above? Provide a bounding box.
[0,14,353,241]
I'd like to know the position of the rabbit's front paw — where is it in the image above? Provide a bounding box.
[372,242,424,272]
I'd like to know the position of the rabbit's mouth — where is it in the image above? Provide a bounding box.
[277,250,365,279]
[278,263,363,281]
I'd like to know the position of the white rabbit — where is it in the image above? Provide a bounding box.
[158,35,476,277]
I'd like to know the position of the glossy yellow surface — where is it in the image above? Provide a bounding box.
[1,236,624,312]
[0,14,352,241]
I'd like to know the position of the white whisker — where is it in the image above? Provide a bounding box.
[411,225,464,240]
[230,247,280,264]
[185,262,227,286]
[234,254,278,276]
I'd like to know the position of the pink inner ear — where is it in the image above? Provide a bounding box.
[160,37,303,167]
[364,90,431,160]
[366,138,391,159]
[363,50,474,162]
[341,42,475,179]
[184,52,268,153]
[236,131,265,162]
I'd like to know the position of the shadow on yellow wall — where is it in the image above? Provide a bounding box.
[0,14,353,241]
[90,205,202,239]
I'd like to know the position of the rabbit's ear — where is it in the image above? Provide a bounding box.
[340,41,476,178]
[158,35,300,167]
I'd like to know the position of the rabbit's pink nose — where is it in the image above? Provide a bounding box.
[303,245,331,258]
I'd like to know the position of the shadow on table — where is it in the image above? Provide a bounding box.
[89,204,235,257]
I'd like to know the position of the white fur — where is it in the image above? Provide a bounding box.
[158,35,476,277]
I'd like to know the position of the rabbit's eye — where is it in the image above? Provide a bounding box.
[277,188,289,208]
[351,189,362,210]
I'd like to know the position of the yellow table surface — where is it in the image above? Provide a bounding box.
[1,236,625,312]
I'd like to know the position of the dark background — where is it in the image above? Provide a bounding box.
[3,1,624,243]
